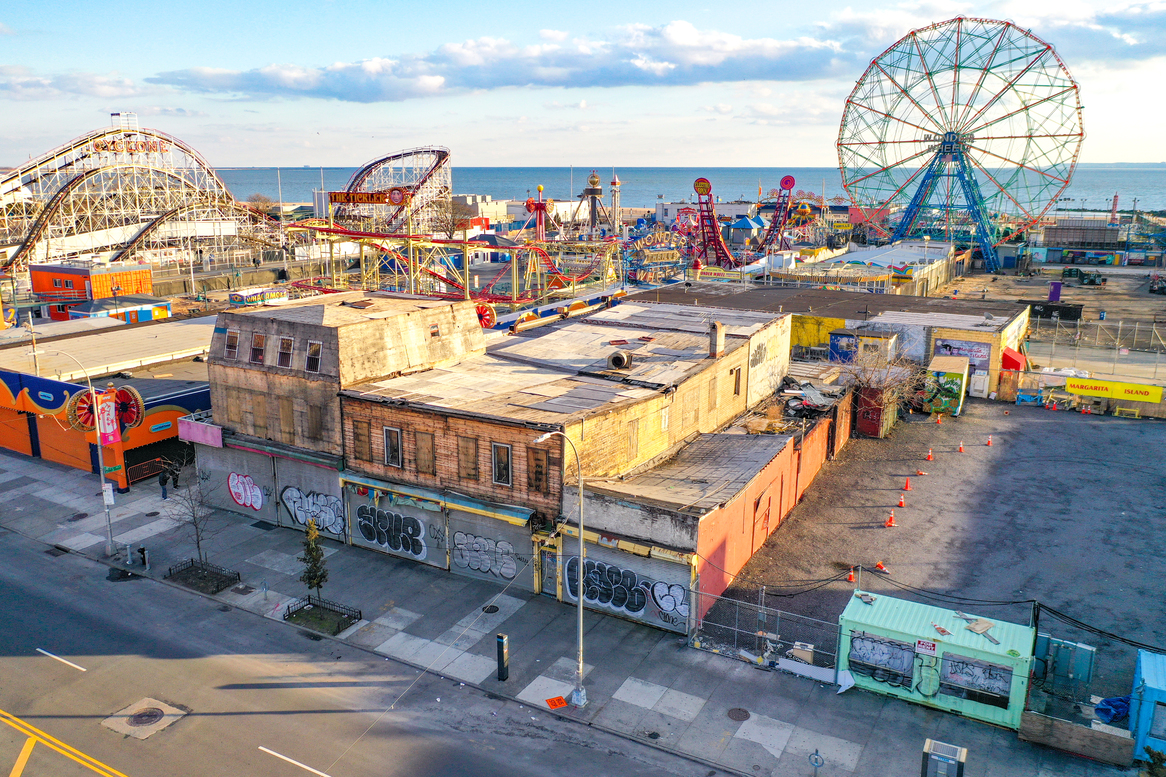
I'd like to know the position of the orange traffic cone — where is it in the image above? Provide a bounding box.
[987,435,993,446]
[898,493,905,508]
[1004,410,1010,415]
[958,441,965,453]
[916,470,928,476]
[875,561,889,573]
[884,510,897,528]
[926,448,934,461]
[936,415,942,424]
[847,568,856,583]
[904,477,912,491]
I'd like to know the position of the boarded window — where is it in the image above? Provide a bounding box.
[224,330,240,360]
[415,432,436,475]
[307,405,322,439]
[227,391,243,425]
[279,397,294,439]
[661,406,669,431]
[708,375,718,412]
[458,436,478,480]
[252,394,267,437]
[352,420,371,461]
[492,443,512,486]
[627,419,639,459]
[733,367,742,396]
[277,336,294,368]
[249,333,266,364]
[528,447,549,493]
[305,340,322,373]
[383,427,402,467]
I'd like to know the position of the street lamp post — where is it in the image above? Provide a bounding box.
[111,285,122,320]
[533,429,587,708]
[28,347,115,556]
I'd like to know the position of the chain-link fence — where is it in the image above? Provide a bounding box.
[1026,318,1166,381]
[690,589,839,674]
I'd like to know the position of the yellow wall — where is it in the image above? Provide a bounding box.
[790,315,845,348]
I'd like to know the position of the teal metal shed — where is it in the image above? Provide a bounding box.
[838,591,1035,729]
[1132,650,1166,761]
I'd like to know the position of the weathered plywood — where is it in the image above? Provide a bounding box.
[1018,711,1134,767]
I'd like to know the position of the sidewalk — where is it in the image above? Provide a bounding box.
[0,450,1127,777]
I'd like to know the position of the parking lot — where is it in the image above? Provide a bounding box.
[728,399,1166,697]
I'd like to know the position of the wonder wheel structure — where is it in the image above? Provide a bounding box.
[0,113,282,271]
[837,17,1084,271]
[331,147,452,235]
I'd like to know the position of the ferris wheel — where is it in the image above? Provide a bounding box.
[837,17,1084,271]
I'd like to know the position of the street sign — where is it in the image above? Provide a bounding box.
[546,696,567,710]
[102,483,115,506]
[103,465,122,473]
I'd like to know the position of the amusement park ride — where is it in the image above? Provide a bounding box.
[0,20,1089,328]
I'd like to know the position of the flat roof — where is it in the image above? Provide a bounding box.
[0,316,216,382]
[626,283,1023,322]
[846,240,955,267]
[0,316,123,346]
[868,310,1009,332]
[220,291,465,327]
[586,433,793,514]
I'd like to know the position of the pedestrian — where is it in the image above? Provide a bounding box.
[170,462,181,489]
[158,469,169,500]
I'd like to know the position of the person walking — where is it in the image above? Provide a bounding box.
[158,469,170,500]
[169,462,182,489]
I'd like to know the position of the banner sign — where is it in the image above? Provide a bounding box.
[96,391,121,446]
[328,191,388,205]
[1065,378,1163,404]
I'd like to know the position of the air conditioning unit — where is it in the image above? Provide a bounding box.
[607,350,633,370]
[921,740,966,777]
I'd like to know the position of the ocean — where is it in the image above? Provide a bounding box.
[214,165,1166,213]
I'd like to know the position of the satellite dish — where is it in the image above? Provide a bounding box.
[984,312,995,321]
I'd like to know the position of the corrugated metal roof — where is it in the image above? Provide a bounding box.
[841,591,1034,658]
[867,311,1007,332]
[587,433,792,513]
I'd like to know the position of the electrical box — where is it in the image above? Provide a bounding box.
[921,739,966,777]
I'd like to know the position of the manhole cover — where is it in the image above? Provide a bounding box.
[217,605,231,612]
[146,511,160,517]
[728,708,751,722]
[45,547,68,557]
[68,513,89,522]
[482,605,500,614]
[128,708,165,727]
[646,732,661,740]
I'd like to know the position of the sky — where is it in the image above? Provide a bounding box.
[1,0,1164,168]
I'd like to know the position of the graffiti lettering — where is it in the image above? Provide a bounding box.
[281,487,344,536]
[565,557,649,615]
[356,504,426,560]
[650,581,690,618]
[749,341,768,368]
[228,472,262,511]
[453,532,517,580]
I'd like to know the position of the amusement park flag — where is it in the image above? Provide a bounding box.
[96,390,121,446]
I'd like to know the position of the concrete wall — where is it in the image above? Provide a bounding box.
[568,486,698,550]
[746,315,792,407]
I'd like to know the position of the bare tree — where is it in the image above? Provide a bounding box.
[162,471,228,564]
[436,201,478,239]
[246,193,274,214]
[837,348,926,413]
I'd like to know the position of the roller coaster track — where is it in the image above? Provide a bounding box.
[110,200,281,263]
[335,147,451,233]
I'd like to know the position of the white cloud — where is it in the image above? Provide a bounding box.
[701,103,733,114]
[0,66,146,100]
[0,22,14,35]
[137,106,208,117]
[539,29,569,42]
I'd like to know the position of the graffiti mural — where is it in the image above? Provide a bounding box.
[565,556,689,627]
[281,487,344,536]
[453,531,519,580]
[356,503,427,560]
[228,472,263,511]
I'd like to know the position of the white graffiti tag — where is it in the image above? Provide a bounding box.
[228,472,262,511]
[650,581,690,618]
[281,487,344,536]
[453,532,517,580]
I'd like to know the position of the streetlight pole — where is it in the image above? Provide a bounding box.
[111,285,122,321]
[29,347,115,556]
[533,429,587,708]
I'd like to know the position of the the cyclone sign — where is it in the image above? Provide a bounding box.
[228,472,263,511]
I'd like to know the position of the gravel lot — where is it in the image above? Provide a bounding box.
[725,399,1166,696]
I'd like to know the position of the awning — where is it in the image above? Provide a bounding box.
[1001,347,1025,371]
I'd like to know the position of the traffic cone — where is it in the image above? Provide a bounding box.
[847,568,855,583]
[936,415,942,424]
[926,448,934,461]
[904,477,912,491]
[958,441,965,453]
[875,561,889,573]
[898,493,905,508]
[987,435,993,446]
[916,470,927,476]
[884,510,897,528]
[1004,410,1010,415]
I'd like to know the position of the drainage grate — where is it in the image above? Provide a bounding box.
[647,732,661,740]
[728,708,751,722]
[482,605,500,614]
[250,521,276,531]
[45,547,68,557]
[128,708,165,727]
[145,511,160,517]
[68,513,89,522]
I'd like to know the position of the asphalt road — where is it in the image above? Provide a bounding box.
[0,530,714,777]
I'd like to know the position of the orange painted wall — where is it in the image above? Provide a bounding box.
[0,407,33,456]
[36,415,94,471]
[30,267,151,299]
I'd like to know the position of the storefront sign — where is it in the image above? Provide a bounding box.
[934,338,991,372]
[91,139,170,154]
[1066,378,1163,404]
[328,191,388,205]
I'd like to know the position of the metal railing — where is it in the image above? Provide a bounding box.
[1029,317,1166,352]
[690,589,839,672]
[126,456,168,484]
[164,558,241,584]
[284,594,362,625]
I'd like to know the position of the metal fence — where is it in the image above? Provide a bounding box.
[1027,318,1166,380]
[284,594,363,624]
[690,590,839,673]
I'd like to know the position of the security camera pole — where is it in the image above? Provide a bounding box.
[533,429,587,708]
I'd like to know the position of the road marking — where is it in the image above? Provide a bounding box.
[0,709,126,777]
[259,746,333,776]
[35,648,86,672]
[8,736,36,777]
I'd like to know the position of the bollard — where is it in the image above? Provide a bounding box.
[138,546,148,570]
[497,633,509,681]
[261,579,268,600]
[124,543,134,565]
